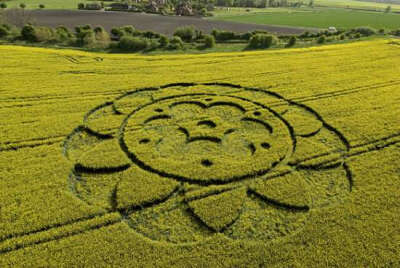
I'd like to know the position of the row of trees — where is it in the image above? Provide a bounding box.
[215,0,304,8]
[0,24,217,51]
[1,22,396,54]
[0,3,46,9]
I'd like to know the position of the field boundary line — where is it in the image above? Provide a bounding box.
[0,213,121,255]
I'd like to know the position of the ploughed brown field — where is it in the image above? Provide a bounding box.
[14,10,313,35]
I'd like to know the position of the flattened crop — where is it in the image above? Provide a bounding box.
[0,40,399,266]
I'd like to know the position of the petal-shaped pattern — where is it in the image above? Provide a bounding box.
[126,194,214,243]
[74,138,131,173]
[283,105,323,137]
[249,171,310,210]
[113,89,156,114]
[289,127,348,169]
[64,126,108,161]
[69,170,122,211]
[186,187,246,232]
[297,164,352,208]
[84,102,124,136]
[116,166,180,211]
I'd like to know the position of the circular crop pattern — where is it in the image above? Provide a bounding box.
[122,94,292,183]
[64,82,352,244]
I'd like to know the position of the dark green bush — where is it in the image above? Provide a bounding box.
[111,26,137,39]
[21,25,56,43]
[248,34,277,49]
[203,34,215,48]
[19,3,26,8]
[78,3,85,9]
[317,35,326,44]
[240,32,252,41]
[195,29,203,40]
[168,36,184,50]
[159,34,169,47]
[111,27,125,39]
[75,25,97,47]
[390,29,400,36]
[148,39,160,50]
[0,2,7,9]
[211,29,251,42]
[299,31,310,38]
[94,26,106,34]
[21,25,36,42]
[174,26,195,42]
[286,36,296,47]
[122,26,136,35]
[141,31,160,39]
[198,8,207,16]
[212,29,236,41]
[351,27,376,36]
[39,4,45,8]
[118,36,149,52]
[0,25,10,38]
[55,26,74,42]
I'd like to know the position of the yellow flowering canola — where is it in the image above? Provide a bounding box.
[0,40,399,266]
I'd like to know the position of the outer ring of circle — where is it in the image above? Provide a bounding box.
[119,90,296,186]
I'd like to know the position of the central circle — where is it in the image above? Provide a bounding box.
[122,94,292,184]
[201,159,213,167]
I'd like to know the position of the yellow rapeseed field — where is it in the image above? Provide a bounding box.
[0,39,399,266]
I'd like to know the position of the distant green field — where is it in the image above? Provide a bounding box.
[315,0,400,11]
[213,8,400,29]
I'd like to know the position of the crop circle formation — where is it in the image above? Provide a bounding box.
[64,82,353,243]
[122,94,292,184]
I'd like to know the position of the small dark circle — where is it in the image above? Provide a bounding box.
[139,138,150,144]
[205,98,213,101]
[201,159,213,167]
[254,111,261,116]
[261,142,271,149]
[155,108,163,113]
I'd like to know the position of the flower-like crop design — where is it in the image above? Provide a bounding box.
[64,83,352,243]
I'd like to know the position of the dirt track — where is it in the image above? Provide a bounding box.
[18,10,312,35]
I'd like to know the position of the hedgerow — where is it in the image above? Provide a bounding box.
[248,33,278,49]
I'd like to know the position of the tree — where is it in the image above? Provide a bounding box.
[248,34,278,49]
[259,0,267,8]
[308,0,314,7]
[385,5,391,13]
[286,36,296,47]
[159,34,169,47]
[203,34,215,48]
[317,35,326,44]
[39,4,45,9]
[0,3,7,9]
[0,25,10,38]
[168,36,184,49]
[173,26,195,42]
[20,3,26,9]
